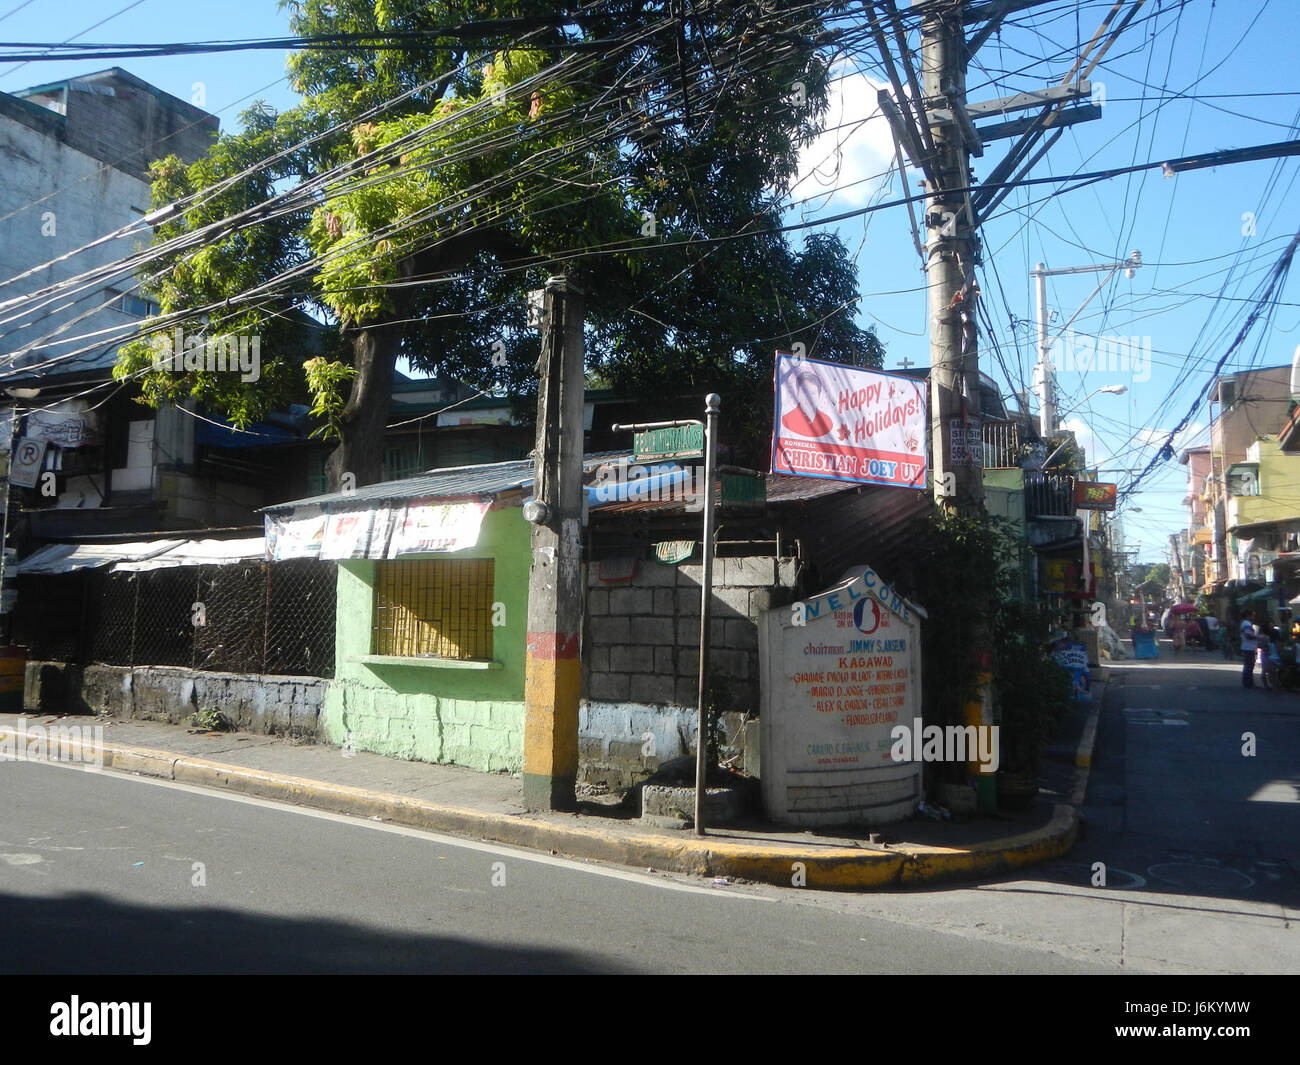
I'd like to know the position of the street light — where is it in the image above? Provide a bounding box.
[1037,383,1128,469]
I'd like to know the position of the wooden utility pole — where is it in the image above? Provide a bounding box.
[922,6,984,514]
[523,275,585,812]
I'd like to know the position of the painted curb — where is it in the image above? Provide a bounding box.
[0,724,1081,891]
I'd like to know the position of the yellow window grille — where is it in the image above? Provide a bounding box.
[372,559,495,660]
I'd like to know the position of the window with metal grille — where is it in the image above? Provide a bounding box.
[372,559,495,659]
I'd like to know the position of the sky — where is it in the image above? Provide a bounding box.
[1,0,1297,567]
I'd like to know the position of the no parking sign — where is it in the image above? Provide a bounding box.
[8,437,46,488]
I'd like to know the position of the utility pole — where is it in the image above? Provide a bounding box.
[522,274,585,812]
[922,5,983,515]
[1032,253,1142,437]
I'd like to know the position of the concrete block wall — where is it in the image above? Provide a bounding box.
[24,660,324,738]
[584,556,797,712]
[579,555,796,787]
[577,704,753,790]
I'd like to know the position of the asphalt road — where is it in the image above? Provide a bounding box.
[3,649,1295,975]
[0,759,1110,975]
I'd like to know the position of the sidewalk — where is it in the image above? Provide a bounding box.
[0,678,1104,891]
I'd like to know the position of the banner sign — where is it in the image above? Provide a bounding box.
[26,409,100,448]
[320,510,376,560]
[1074,481,1117,511]
[770,353,927,489]
[1052,639,1091,697]
[387,500,490,557]
[264,507,326,560]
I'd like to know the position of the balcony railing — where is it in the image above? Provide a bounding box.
[1025,473,1076,518]
[982,419,1022,469]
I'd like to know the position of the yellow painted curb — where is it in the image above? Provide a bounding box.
[8,725,1080,892]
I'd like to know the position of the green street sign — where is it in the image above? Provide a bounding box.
[633,423,704,462]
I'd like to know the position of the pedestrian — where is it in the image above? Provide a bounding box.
[1197,615,1212,650]
[1205,614,1219,650]
[1171,616,1186,654]
[1240,611,1258,688]
[1262,627,1282,690]
[1257,628,1272,690]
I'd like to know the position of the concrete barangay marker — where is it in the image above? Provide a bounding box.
[759,566,925,826]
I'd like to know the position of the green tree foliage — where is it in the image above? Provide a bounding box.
[116,0,880,486]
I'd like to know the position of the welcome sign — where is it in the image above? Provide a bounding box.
[770,353,927,489]
[759,566,927,827]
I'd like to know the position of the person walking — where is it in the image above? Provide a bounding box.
[1240,611,1259,688]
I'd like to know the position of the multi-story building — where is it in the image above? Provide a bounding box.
[1180,445,1213,590]
[1198,364,1300,607]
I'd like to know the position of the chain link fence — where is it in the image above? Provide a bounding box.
[13,560,336,678]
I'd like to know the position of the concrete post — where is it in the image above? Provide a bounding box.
[523,276,585,812]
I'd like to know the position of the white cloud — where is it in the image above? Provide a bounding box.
[1060,416,1113,467]
[791,66,917,209]
[1133,421,1206,451]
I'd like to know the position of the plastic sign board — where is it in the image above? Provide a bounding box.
[633,424,704,462]
[759,566,926,827]
[770,353,927,488]
[1074,481,1117,510]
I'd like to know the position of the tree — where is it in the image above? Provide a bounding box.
[117,0,878,486]
[1144,562,1171,587]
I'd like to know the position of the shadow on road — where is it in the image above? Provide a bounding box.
[0,890,631,974]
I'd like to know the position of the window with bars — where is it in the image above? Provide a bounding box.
[371,559,495,660]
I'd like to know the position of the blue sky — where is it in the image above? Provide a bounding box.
[2,1,1296,567]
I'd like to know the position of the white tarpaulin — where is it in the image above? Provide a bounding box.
[320,510,376,560]
[265,500,486,560]
[387,500,489,556]
[264,507,326,560]
[111,537,266,572]
[16,540,185,575]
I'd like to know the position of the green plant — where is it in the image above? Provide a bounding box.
[189,706,232,732]
[905,510,1072,787]
[992,598,1073,777]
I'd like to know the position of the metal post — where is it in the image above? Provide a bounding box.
[0,408,18,640]
[694,394,720,836]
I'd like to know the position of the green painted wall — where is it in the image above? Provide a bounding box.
[319,505,531,773]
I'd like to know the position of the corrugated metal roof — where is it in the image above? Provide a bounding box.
[265,459,535,512]
[764,473,860,504]
[264,451,633,513]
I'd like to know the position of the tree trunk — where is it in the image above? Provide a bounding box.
[325,317,402,490]
[323,232,525,491]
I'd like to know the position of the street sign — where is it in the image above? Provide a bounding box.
[633,423,704,462]
[1074,481,1117,511]
[8,437,45,488]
